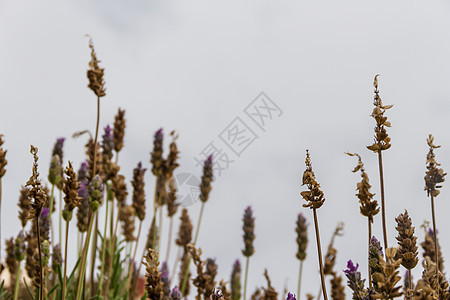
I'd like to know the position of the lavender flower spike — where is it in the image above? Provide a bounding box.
[286,292,297,300]
[344,260,368,300]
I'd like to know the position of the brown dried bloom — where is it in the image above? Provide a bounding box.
[330,272,345,300]
[132,162,147,221]
[151,128,164,176]
[0,134,6,178]
[26,146,47,219]
[18,186,31,228]
[86,36,106,98]
[301,150,325,209]
[112,173,128,207]
[187,244,210,299]
[323,245,337,276]
[87,138,103,179]
[231,260,241,300]
[204,258,218,299]
[120,205,136,242]
[218,280,231,300]
[421,225,444,272]
[371,247,403,299]
[262,269,278,300]
[113,108,126,153]
[367,74,393,153]
[200,155,214,203]
[63,161,82,212]
[251,289,262,300]
[424,135,446,198]
[306,294,315,300]
[347,153,380,222]
[145,218,159,250]
[143,248,164,300]
[5,237,17,278]
[176,208,193,248]
[25,233,40,290]
[395,210,418,270]
[296,213,308,261]
[421,257,450,299]
[165,131,180,179]
[242,206,255,257]
[166,177,180,218]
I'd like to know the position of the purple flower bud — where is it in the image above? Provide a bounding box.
[286,293,297,300]
[155,128,163,141]
[52,137,65,161]
[170,286,182,300]
[78,161,89,183]
[344,260,359,274]
[41,207,50,218]
[102,124,114,158]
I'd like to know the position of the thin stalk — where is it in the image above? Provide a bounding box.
[13,262,21,300]
[430,194,439,297]
[89,214,99,296]
[75,213,96,300]
[377,151,388,250]
[0,179,2,267]
[181,202,205,294]
[92,97,100,176]
[243,256,250,300]
[165,216,174,263]
[97,196,110,296]
[157,206,163,253]
[49,184,55,250]
[103,208,121,299]
[62,214,71,300]
[36,216,44,300]
[127,221,142,294]
[297,259,304,299]
[110,197,114,242]
[313,208,328,300]
[170,246,182,283]
[59,189,62,248]
[368,218,372,289]
[408,268,412,300]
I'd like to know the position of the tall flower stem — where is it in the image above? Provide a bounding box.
[97,195,110,296]
[59,190,62,248]
[297,259,304,299]
[243,256,250,300]
[170,246,182,283]
[180,201,205,294]
[13,262,21,300]
[165,217,174,263]
[127,220,142,294]
[157,207,163,253]
[89,215,99,295]
[62,214,71,300]
[75,213,96,300]
[102,208,121,299]
[377,151,388,250]
[0,179,2,266]
[49,184,55,249]
[312,208,328,300]
[368,218,372,289]
[430,194,439,297]
[36,216,44,300]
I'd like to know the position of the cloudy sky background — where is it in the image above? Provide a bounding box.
[2,0,450,298]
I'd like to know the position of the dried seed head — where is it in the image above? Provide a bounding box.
[86,37,106,98]
[176,208,193,248]
[323,245,337,276]
[371,247,403,299]
[165,131,180,179]
[300,150,325,209]
[262,269,278,300]
[76,181,90,232]
[231,260,241,300]
[113,108,126,153]
[112,173,128,206]
[187,244,209,299]
[51,244,62,275]
[395,210,418,270]
[179,249,191,296]
[296,213,308,261]
[86,138,103,180]
[132,162,147,221]
[347,153,380,222]
[204,258,218,299]
[330,272,345,300]
[145,218,159,250]
[166,177,180,218]
[367,75,393,152]
[242,206,255,257]
[5,237,17,278]
[101,125,120,182]
[421,256,450,299]
[200,155,214,203]
[18,186,31,228]
[26,145,47,219]
[151,128,164,176]
[120,205,136,242]
[37,208,51,242]
[63,161,82,212]
[424,134,446,198]
[421,226,444,272]
[0,134,7,178]
[143,248,164,300]
[369,236,383,290]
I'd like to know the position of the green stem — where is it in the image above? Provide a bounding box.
[97,195,110,296]
[243,256,250,300]
[297,259,303,299]
[89,214,99,296]
[13,262,21,300]
[103,208,121,299]
[75,213,96,300]
[313,208,328,300]
[48,184,55,250]
[430,194,439,297]
[127,221,142,296]
[59,189,62,249]
[377,151,388,250]
[36,216,44,300]
[181,202,205,294]
[62,213,71,300]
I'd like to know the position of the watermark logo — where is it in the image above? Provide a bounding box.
[173,171,201,207]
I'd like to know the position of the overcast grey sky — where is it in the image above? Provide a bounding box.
[2,0,450,298]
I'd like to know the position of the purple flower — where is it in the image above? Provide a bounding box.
[78,161,88,182]
[102,125,114,157]
[170,286,181,300]
[78,181,89,199]
[344,260,368,300]
[155,128,163,141]
[286,293,297,300]
[52,137,65,160]
[160,262,171,296]
[370,236,383,256]
[41,207,50,218]
[344,260,359,275]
